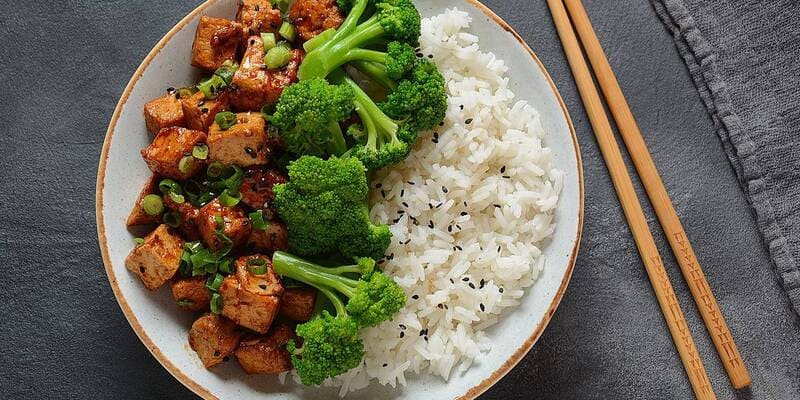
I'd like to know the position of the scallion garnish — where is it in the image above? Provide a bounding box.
[219,259,233,274]
[163,212,182,228]
[196,74,226,99]
[178,155,195,174]
[219,189,242,207]
[141,194,164,216]
[248,210,270,230]
[210,293,223,314]
[192,144,209,160]
[214,111,237,130]
[261,32,277,51]
[278,21,296,42]
[215,60,238,85]
[247,258,268,275]
[134,237,145,245]
[214,215,224,228]
[177,87,197,99]
[176,299,196,308]
[264,45,292,70]
[205,273,224,292]
[207,162,225,179]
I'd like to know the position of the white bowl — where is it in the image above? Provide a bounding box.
[96,1,584,398]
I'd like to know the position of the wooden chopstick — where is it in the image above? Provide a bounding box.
[561,0,751,389]
[546,1,716,399]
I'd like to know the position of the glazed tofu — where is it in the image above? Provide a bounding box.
[236,0,282,39]
[249,222,289,253]
[235,324,295,374]
[188,313,242,368]
[289,0,344,42]
[171,277,211,312]
[279,287,317,322]
[141,127,207,180]
[219,255,284,333]
[229,36,303,111]
[240,166,287,214]
[126,174,162,227]
[125,224,184,290]
[197,199,252,251]
[207,112,270,167]
[191,16,243,71]
[143,91,185,135]
[162,194,202,241]
[182,91,230,132]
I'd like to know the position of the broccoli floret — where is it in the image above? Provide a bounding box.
[381,59,448,131]
[274,252,406,385]
[271,78,355,157]
[273,155,391,259]
[299,0,421,80]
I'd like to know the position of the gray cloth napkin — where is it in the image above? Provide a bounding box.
[652,0,800,317]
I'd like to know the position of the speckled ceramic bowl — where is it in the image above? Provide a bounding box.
[96,1,583,398]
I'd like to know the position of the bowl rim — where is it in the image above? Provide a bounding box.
[95,1,585,399]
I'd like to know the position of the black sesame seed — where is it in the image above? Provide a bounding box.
[439,121,445,126]
[433,132,439,139]
[497,245,502,253]
[419,329,427,336]
[500,166,506,173]
[250,39,256,45]
[436,202,443,209]
[213,350,221,357]
[392,218,401,224]
[432,138,439,144]
[383,363,388,367]
[450,278,455,284]
[399,324,406,329]
[400,189,405,197]
[479,303,485,312]
[456,225,461,230]
[167,87,176,93]
[469,282,476,289]
[503,175,511,179]
[480,279,485,289]
[400,331,405,338]
[244,147,257,158]
[412,294,419,300]
[465,118,473,124]
[428,220,434,229]
[427,54,433,59]
[201,108,209,114]
[447,225,452,232]
[381,189,386,198]
[259,284,267,290]
[442,186,448,193]
[424,336,429,341]
[499,287,504,293]
[223,356,230,362]
[407,181,415,185]
[416,52,423,58]
[462,277,469,282]
[437,304,443,309]
[402,202,409,208]
[460,211,468,216]
[428,203,434,209]
[459,104,464,110]
[198,100,205,106]
[376,183,382,189]
[494,204,501,208]
[397,210,405,214]
[455,245,462,251]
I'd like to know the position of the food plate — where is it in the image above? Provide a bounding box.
[96,0,583,398]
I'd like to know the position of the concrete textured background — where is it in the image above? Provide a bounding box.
[0,0,797,399]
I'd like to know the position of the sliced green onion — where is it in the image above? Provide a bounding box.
[207,162,225,178]
[176,299,196,308]
[195,192,216,207]
[248,211,270,230]
[264,46,292,70]
[185,241,204,253]
[272,0,290,13]
[177,86,198,99]
[134,237,146,245]
[179,251,193,276]
[205,273,224,292]
[159,179,181,194]
[261,32,277,51]
[214,230,234,259]
[303,28,335,52]
[178,155,196,174]
[222,165,244,192]
[247,258,268,275]
[215,60,239,85]
[278,21,296,42]
[210,293,223,314]
[219,259,233,274]
[192,144,209,160]
[219,189,242,207]
[163,212,182,228]
[141,194,164,216]
[196,74,226,99]
[214,215,224,228]
[214,111,237,130]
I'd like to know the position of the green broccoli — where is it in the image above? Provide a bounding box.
[274,252,407,385]
[299,0,421,81]
[273,155,391,259]
[270,78,355,157]
[381,59,448,132]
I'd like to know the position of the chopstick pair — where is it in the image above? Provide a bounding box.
[546,1,751,399]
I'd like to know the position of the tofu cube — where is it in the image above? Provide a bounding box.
[236,0,282,39]
[248,221,289,253]
[182,91,230,132]
[171,277,211,312]
[235,324,295,374]
[125,224,184,290]
[279,287,317,322]
[229,36,303,111]
[208,112,270,167]
[191,16,243,71]
[140,127,207,180]
[188,313,242,368]
[143,91,185,135]
[197,199,252,251]
[289,0,344,42]
[162,194,202,241]
[126,174,162,228]
[240,166,287,213]
[219,255,283,333]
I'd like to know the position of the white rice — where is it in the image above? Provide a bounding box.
[316,8,562,394]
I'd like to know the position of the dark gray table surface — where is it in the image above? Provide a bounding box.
[1,0,797,399]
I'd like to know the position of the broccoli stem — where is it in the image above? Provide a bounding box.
[272,251,360,300]
[327,121,347,156]
[316,285,348,316]
[350,61,398,90]
[340,75,401,147]
[343,48,388,65]
[300,14,386,80]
